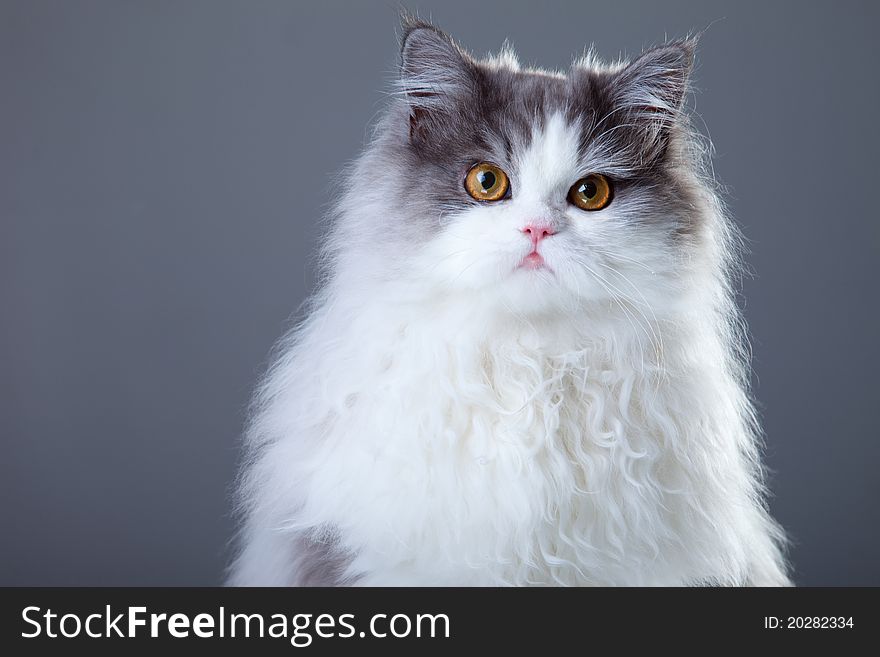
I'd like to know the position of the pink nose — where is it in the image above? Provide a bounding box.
[522,223,555,247]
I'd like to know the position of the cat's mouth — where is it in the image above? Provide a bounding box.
[518,251,553,272]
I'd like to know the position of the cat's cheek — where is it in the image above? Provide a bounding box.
[416,222,524,291]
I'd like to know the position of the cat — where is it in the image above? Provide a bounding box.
[228,16,790,586]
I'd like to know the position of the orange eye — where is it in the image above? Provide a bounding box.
[464,162,509,201]
[568,174,613,211]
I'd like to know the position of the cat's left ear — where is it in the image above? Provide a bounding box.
[398,18,476,143]
[607,41,695,149]
[613,41,694,112]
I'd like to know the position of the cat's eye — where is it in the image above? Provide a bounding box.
[464,162,509,202]
[568,174,613,211]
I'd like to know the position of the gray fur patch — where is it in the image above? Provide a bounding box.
[292,532,352,586]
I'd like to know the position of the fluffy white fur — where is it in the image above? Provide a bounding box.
[229,45,789,587]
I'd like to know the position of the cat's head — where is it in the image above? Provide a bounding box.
[334,18,714,318]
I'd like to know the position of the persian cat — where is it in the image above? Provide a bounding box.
[229,17,790,586]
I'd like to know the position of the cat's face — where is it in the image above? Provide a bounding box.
[353,21,705,317]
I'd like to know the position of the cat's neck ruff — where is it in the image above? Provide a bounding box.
[317,269,695,381]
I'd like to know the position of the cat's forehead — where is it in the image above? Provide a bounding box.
[462,60,615,171]
[473,61,607,125]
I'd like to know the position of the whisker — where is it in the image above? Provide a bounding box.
[592,249,657,274]
[595,261,666,377]
[568,256,651,373]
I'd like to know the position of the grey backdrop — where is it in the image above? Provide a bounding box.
[2,0,877,586]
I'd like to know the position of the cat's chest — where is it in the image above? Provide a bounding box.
[324,338,647,476]
[304,339,669,583]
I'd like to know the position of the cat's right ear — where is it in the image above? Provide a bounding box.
[399,18,475,143]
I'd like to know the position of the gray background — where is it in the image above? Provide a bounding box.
[1,0,877,586]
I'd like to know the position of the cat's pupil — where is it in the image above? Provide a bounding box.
[580,180,597,199]
[479,171,496,191]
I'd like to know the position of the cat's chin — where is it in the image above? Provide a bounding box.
[484,269,582,317]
